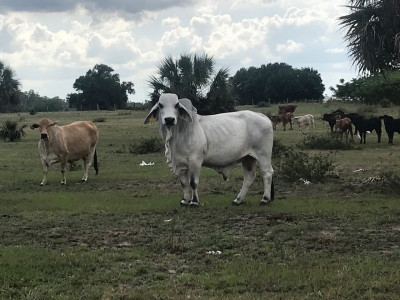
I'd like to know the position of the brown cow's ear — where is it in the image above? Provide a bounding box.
[30,123,39,130]
[50,121,58,126]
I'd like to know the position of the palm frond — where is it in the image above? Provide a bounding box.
[339,0,400,74]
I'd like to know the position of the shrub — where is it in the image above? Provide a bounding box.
[129,137,164,154]
[0,120,28,142]
[356,105,378,117]
[299,133,357,150]
[257,101,270,108]
[93,117,106,123]
[379,98,392,108]
[273,139,334,183]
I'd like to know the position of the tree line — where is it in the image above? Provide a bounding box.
[231,63,325,105]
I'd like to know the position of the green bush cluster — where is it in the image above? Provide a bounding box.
[299,133,357,150]
[129,137,164,154]
[273,139,334,183]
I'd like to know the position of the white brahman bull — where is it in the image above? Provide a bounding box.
[30,118,98,185]
[292,114,315,133]
[144,93,274,206]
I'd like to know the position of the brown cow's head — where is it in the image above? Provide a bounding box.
[30,118,58,141]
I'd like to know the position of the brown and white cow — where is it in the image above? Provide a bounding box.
[292,114,315,133]
[30,118,98,185]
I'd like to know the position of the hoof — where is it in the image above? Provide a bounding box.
[81,179,87,183]
[260,199,270,206]
[40,183,45,186]
[232,200,243,206]
[180,200,190,206]
[189,201,199,207]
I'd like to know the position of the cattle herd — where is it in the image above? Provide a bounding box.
[29,96,400,207]
[270,105,400,144]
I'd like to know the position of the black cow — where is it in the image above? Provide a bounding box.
[351,116,382,144]
[380,115,400,144]
[322,109,345,133]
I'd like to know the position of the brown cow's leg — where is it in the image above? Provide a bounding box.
[40,159,48,186]
[60,158,67,185]
[82,147,96,182]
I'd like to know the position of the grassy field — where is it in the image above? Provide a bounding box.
[1,102,400,299]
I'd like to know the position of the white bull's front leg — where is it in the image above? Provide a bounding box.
[177,169,191,206]
[187,162,202,207]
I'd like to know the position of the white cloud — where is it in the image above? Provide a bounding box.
[162,17,180,27]
[276,40,304,53]
[326,47,345,54]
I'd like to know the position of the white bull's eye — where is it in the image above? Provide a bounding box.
[159,103,164,109]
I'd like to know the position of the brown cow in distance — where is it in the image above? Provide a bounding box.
[269,112,293,130]
[335,116,353,142]
[278,104,297,115]
[269,115,282,130]
[30,118,98,185]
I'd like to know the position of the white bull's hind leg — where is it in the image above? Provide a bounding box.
[233,156,257,206]
[258,156,274,206]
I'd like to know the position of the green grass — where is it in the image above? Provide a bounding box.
[1,103,400,299]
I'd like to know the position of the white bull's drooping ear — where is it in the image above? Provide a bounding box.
[144,102,160,124]
[178,103,193,122]
[30,123,39,130]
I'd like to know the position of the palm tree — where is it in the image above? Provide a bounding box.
[339,0,400,74]
[148,54,234,114]
[0,61,21,110]
[0,120,27,142]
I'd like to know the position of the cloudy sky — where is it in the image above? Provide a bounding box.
[0,0,358,102]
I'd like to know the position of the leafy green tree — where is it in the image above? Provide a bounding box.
[332,70,400,104]
[339,0,400,74]
[70,64,135,110]
[231,63,324,104]
[0,61,21,112]
[148,54,235,114]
